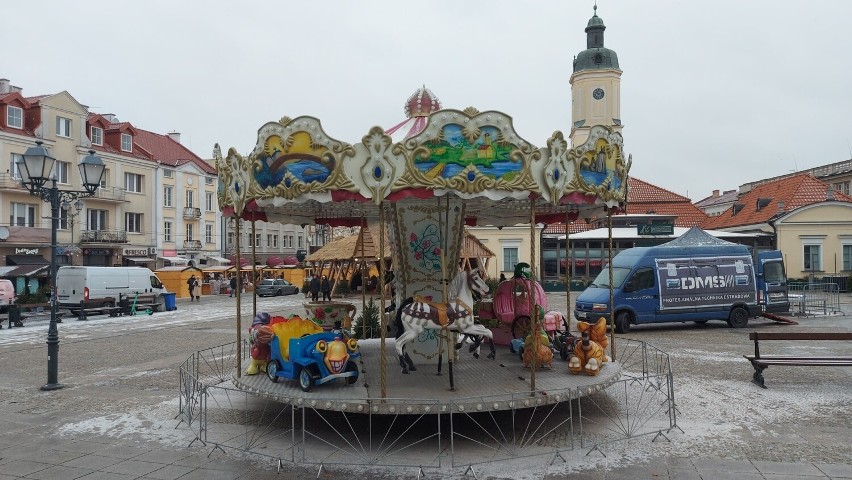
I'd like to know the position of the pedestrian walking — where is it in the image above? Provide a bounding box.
[321,275,331,302]
[310,275,320,302]
[187,275,199,302]
[229,275,237,298]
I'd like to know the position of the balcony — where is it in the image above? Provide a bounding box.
[80,229,128,244]
[183,240,202,251]
[183,207,201,219]
[0,174,127,202]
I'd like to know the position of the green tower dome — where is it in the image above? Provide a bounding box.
[573,5,620,73]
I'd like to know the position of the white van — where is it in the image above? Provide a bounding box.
[56,266,167,311]
[0,279,15,313]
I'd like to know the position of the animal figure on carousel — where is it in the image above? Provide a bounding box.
[395,268,495,379]
[522,328,554,369]
[246,312,276,375]
[568,331,608,376]
[576,316,609,350]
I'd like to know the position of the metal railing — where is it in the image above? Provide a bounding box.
[177,338,676,476]
[787,282,845,316]
[0,174,127,202]
[183,207,201,219]
[184,239,202,250]
[79,229,128,244]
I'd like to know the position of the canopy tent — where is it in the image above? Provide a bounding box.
[6,255,49,265]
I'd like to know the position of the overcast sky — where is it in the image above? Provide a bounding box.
[3,0,851,201]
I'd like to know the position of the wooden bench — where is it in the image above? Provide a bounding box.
[9,303,65,328]
[744,332,852,388]
[118,293,161,315]
[76,297,122,321]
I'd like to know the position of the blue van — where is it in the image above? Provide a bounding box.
[573,228,789,332]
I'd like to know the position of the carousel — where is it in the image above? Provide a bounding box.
[216,86,632,414]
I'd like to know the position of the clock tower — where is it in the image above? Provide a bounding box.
[570,5,623,146]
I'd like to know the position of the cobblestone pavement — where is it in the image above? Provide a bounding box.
[0,292,849,479]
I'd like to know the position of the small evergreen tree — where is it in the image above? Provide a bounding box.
[353,298,381,339]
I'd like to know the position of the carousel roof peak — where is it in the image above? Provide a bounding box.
[404,85,442,119]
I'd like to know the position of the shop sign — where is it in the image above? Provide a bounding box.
[637,223,674,235]
[15,248,39,255]
[83,249,111,256]
[123,247,149,256]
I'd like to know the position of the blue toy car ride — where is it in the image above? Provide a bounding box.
[266,332,360,392]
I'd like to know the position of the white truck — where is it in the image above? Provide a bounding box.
[56,266,168,311]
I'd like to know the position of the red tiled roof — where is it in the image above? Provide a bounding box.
[105,122,138,135]
[542,177,708,234]
[133,129,216,174]
[702,173,852,229]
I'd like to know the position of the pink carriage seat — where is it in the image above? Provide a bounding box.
[492,278,549,324]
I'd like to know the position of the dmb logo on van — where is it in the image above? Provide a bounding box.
[665,274,750,290]
[657,255,756,309]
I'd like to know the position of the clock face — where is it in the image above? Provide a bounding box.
[592,88,605,100]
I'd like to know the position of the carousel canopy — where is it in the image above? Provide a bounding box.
[215,104,630,228]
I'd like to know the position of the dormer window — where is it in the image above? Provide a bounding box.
[7,106,23,129]
[121,133,132,152]
[732,203,745,215]
[756,198,771,211]
[91,126,103,145]
[56,116,71,138]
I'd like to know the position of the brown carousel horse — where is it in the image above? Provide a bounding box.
[395,268,495,385]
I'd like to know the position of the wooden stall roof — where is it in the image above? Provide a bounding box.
[461,230,495,259]
[306,226,390,263]
[155,266,203,273]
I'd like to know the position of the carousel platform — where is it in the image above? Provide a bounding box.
[233,339,622,415]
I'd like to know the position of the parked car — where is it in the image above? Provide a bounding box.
[256,279,299,297]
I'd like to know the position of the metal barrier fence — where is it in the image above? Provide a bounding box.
[787,282,845,316]
[177,338,676,477]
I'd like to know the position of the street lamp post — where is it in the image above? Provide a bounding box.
[17,141,105,391]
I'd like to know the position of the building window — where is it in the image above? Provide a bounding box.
[803,244,822,272]
[274,235,279,248]
[125,212,142,233]
[164,220,172,242]
[205,192,213,212]
[503,247,519,272]
[186,224,194,241]
[186,190,194,208]
[298,235,303,248]
[100,168,109,188]
[59,208,70,230]
[227,232,235,247]
[206,223,214,244]
[163,185,173,207]
[205,177,214,185]
[842,243,852,272]
[53,161,69,184]
[834,181,851,196]
[267,234,272,247]
[121,133,132,152]
[124,172,142,193]
[10,153,24,179]
[88,209,108,230]
[163,168,173,178]
[255,233,262,247]
[90,126,103,145]
[56,116,71,138]
[10,202,36,227]
[7,106,23,129]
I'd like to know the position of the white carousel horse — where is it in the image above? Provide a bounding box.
[396,268,495,376]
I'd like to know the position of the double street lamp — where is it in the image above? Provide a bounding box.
[17,141,105,391]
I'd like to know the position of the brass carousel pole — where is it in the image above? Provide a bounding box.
[608,210,616,361]
[378,207,387,399]
[251,219,257,319]
[442,197,455,390]
[361,218,367,340]
[529,201,538,394]
[235,217,242,378]
[565,211,572,332]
